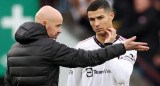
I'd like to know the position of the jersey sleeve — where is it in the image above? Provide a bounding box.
[108,50,137,84]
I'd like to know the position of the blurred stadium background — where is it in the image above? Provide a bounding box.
[0,0,160,86]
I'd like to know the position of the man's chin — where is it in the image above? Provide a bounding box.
[54,37,58,39]
[52,36,57,39]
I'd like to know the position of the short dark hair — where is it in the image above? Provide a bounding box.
[87,0,112,12]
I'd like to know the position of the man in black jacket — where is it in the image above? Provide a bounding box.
[4,6,149,86]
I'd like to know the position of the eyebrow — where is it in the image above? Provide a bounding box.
[89,15,104,19]
[97,15,104,18]
[89,17,94,20]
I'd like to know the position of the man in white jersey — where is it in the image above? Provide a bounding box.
[67,0,136,86]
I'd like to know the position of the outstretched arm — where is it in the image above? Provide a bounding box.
[50,35,148,68]
[51,39,126,68]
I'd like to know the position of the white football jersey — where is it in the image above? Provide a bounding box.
[67,35,137,86]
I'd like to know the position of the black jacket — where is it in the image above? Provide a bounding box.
[4,22,126,86]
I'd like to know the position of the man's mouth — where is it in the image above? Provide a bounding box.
[96,28,102,32]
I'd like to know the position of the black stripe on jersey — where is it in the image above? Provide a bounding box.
[93,36,104,48]
[114,35,120,42]
[119,36,125,41]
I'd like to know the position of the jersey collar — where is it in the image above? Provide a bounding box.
[93,35,120,48]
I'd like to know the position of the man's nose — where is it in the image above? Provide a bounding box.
[58,28,62,33]
[95,20,100,27]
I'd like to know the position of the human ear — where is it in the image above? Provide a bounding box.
[41,20,47,25]
[110,12,114,20]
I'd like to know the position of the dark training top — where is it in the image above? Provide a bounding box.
[4,22,125,86]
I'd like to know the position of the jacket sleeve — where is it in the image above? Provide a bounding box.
[108,50,137,84]
[50,40,126,68]
[4,67,12,86]
[66,68,82,86]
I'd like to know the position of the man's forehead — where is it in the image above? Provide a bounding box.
[88,9,106,18]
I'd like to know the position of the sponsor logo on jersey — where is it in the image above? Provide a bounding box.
[86,68,111,77]
[86,68,93,77]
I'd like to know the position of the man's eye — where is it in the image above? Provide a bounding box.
[98,17,103,20]
[57,25,61,27]
[89,18,94,21]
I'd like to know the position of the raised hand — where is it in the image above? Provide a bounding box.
[124,36,149,51]
[104,28,117,43]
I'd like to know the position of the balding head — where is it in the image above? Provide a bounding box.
[35,6,62,24]
[35,6,63,39]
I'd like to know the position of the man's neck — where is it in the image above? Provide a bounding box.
[96,34,118,45]
[96,35,105,45]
